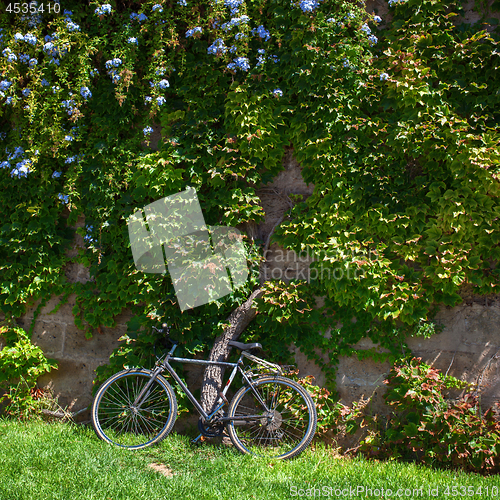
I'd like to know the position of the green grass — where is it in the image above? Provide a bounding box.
[0,419,498,500]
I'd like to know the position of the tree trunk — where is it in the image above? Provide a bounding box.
[200,288,263,415]
[200,188,293,415]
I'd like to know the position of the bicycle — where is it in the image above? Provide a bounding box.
[91,323,317,459]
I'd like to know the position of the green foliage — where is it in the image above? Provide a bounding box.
[0,0,498,406]
[0,321,57,418]
[292,373,366,438]
[294,357,500,474]
[359,357,500,475]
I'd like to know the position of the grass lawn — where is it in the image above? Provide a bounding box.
[0,419,498,500]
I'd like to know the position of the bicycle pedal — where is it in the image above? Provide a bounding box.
[190,433,204,445]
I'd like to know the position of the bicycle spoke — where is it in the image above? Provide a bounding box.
[227,377,316,459]
[93,371,176,449]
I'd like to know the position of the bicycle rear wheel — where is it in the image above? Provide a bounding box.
[91,369,177,450]
[226,375,317,459]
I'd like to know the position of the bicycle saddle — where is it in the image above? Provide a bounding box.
[228,341,262,352]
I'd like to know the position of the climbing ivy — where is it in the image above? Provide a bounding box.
[0,0,498,394]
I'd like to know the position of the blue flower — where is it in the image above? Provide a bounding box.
[143,126,153,135]
[235,32,247,40]
[131,12,148,21]
[52,86,60,93]
[22,88,31,97]
[224,0,243,15]
[12,159,31,178]
[65,156,76,163]
[380,72,389,81]
[52,171,62,177]
[158,79,170,89]
[153,3,164,11]
[90,68,99,77]
[144,96,152,104]
[50,58,60,66]
[273,89,283,97]
[361,23,371,35]
[19,54,30,64]
[67,21,80,32]
[80,86,92,100]
[43,41,55,55]
[63,9,73,16]
[61,99,76,115]
[0,80,12,91]
[368,34,378,46]
[58,194,69,204]
[41,78,50,86]
[207,38,227,55]
[374,15,382,23]
[221,15,250,31]
[0,161,11,169]
[14,33,25,42]
[156,68,166,76]
[3,48,17,63]
[24,33,37,45]
[5,97,13,104]
[84,225,95,243]
[268,55,279,63]
[128,37,138,45]
[177,0,187,5]
[229,45,238,54]
[45,35,53,42]
[156,96,166,106]
[105,58,122,69]
[227,56,250,71]
[29,58,37,67]
[252,25,270,41]
[257,48,265,55]
[95,4,112,15]
[298,0,320,12]
[64,135,74,142]
[7,146,24,160]
[186,27,202,37]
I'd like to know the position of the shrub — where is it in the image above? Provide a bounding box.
[0,321,57,419]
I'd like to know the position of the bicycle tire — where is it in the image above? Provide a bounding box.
[226,375,317,459]
[91,369,177,450]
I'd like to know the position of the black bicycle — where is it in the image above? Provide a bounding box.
[91,324,317,459]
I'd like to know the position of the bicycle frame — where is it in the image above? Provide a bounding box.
[131,341,283,425]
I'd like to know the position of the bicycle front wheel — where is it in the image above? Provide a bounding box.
[226,376,317,459]
[91,369,177,450]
